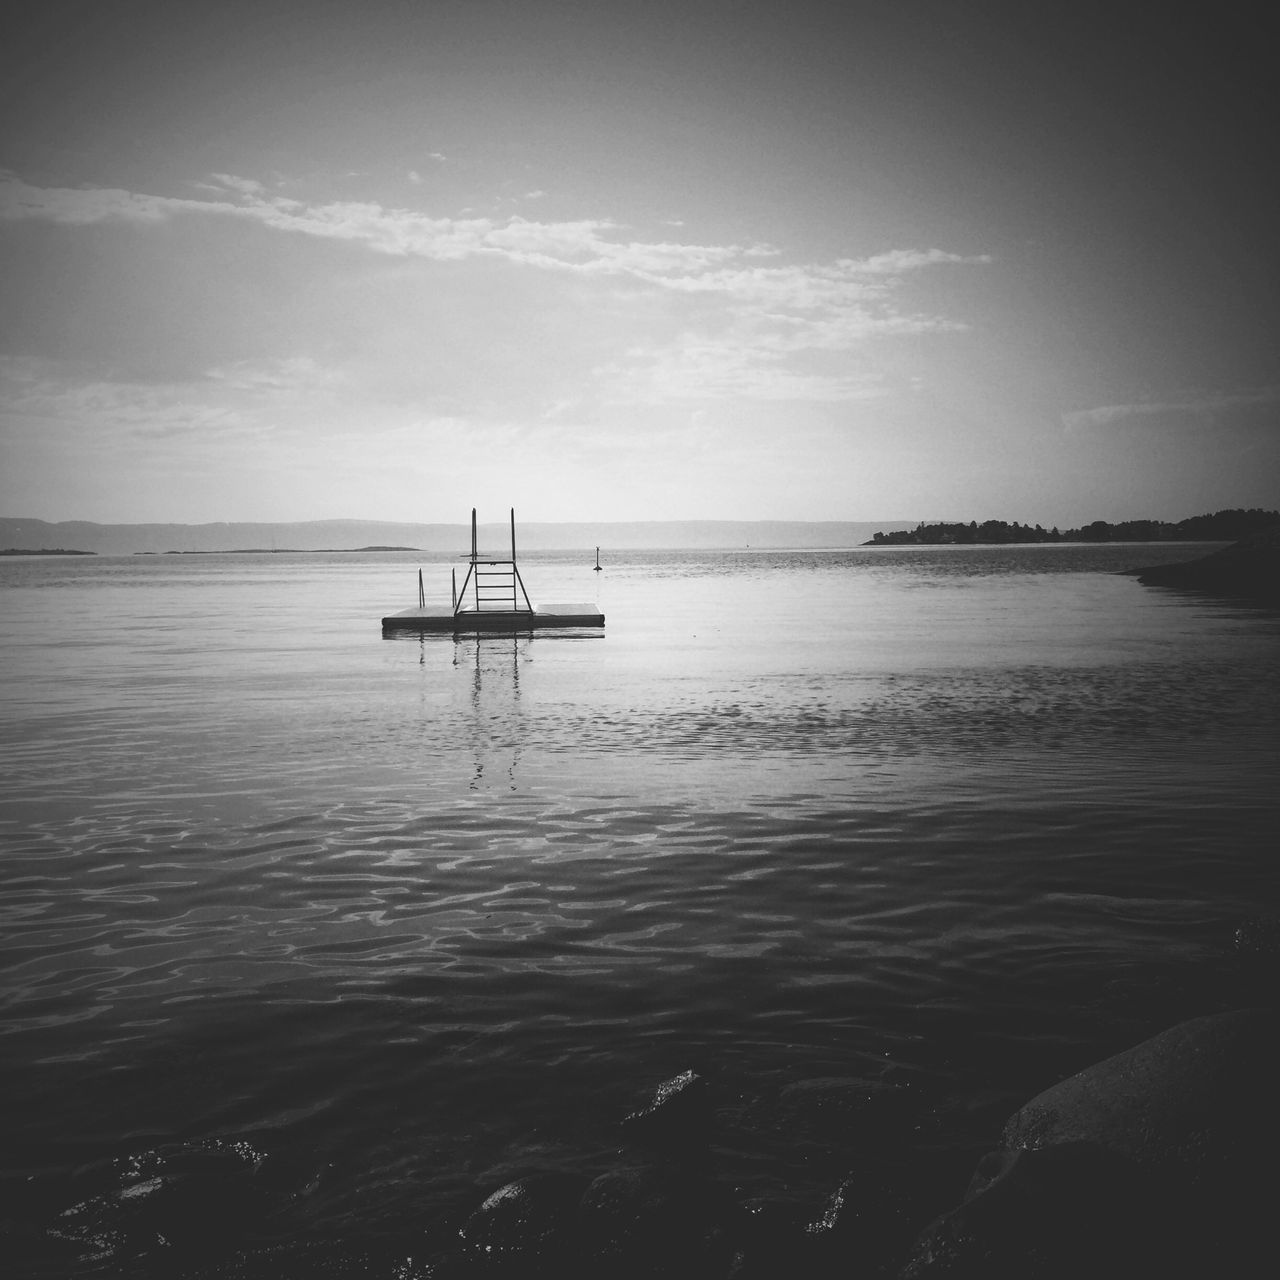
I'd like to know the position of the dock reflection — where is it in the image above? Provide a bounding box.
[456,633,528,791]
[395,629,599,791]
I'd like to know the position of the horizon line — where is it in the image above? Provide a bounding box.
[3,515,924,528]
[6,508,1274,529]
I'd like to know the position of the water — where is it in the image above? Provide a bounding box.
[2,543,1278,1274]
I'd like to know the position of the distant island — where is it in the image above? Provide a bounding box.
[136,545,421,555]
[0,548,96,556]
[864,508,1279,546]
[0,518,918,555]
[3,511,1277,556]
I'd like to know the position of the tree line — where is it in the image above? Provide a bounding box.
[865,508,1279,546]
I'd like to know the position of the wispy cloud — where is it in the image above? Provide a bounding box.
[0,168,985,298]
[209,173,266,196]
[0,355,258,449]
[203,356,340,393]
[1,169,990,410]
[1062,388,1280,434]
[0,170,743,273]
[595,338,887,404]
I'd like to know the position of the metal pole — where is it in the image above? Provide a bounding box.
[452,568,457,612]
[510,508,516,562]
[470,509,478,612]
[418,568,425,609]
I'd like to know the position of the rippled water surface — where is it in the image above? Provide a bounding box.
[2,544,1278,1272]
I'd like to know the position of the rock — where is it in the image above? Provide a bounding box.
[899,1009,1280,1277]
[457,1172,587,1272]
[45,1139,268,1270]
[1133,525,1280,602]
[1234,916,1280,957]
[620,1068,716,1150]
[899,1142,1161,1278]
[778,1076,912,1142]
[798,1167,925,1278]
[575,1164,740,1278]
[729,1196,812,1278]
[1001,1008,1280,1182]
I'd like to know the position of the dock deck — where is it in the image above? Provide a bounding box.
[382,603,604,632]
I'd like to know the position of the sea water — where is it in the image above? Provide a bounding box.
[2,543,1277,1270]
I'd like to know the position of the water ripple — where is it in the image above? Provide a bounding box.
[2,546,1277,1268]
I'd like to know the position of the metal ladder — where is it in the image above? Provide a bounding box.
[453,509,534,615]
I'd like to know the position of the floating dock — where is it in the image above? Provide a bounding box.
[381,508,605,634]
[382,603,605,632]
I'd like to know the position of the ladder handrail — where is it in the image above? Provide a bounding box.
[453,508,534,615]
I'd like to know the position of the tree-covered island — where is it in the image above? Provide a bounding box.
[864,507,1279,546]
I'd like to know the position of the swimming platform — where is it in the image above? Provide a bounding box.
[381,509,605,634]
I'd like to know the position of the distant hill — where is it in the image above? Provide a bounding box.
[0,517,918,556]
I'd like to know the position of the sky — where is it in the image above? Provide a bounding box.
[1,0,1277,528]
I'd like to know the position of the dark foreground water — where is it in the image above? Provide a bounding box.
[2,543,1278,1275]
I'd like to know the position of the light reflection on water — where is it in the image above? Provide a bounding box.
[1,544,1277,1258]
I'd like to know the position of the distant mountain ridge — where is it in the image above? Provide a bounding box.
[0,517,918,555]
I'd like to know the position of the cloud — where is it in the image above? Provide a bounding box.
[605,351,883,404]
[0,169,983,296]
[0,169,991,410]
[1062,388,1280,434]
[0,355,256,449]
[0,173,178,225]
[0,353,345,455]
[209,173,266,196]
[203,356,339,393]
[858,248,990,273]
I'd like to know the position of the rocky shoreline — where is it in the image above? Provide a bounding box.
[10,1002,1278,1279]
[434,1009,1280,1278]
[1130,525,1280,604]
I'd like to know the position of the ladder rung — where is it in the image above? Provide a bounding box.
[461,553,530,614]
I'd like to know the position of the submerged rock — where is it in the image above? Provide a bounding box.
[44,1139,268,1271]
[778,1075,913,1141]
[457,1172,587,1271]
[803,1168,921,1275]
[576,1164,741,1277]
[1234,915,1280,957]
[900,1009,1280,1277]
[446,1161,750,1278]
[620,1068,716,1150]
